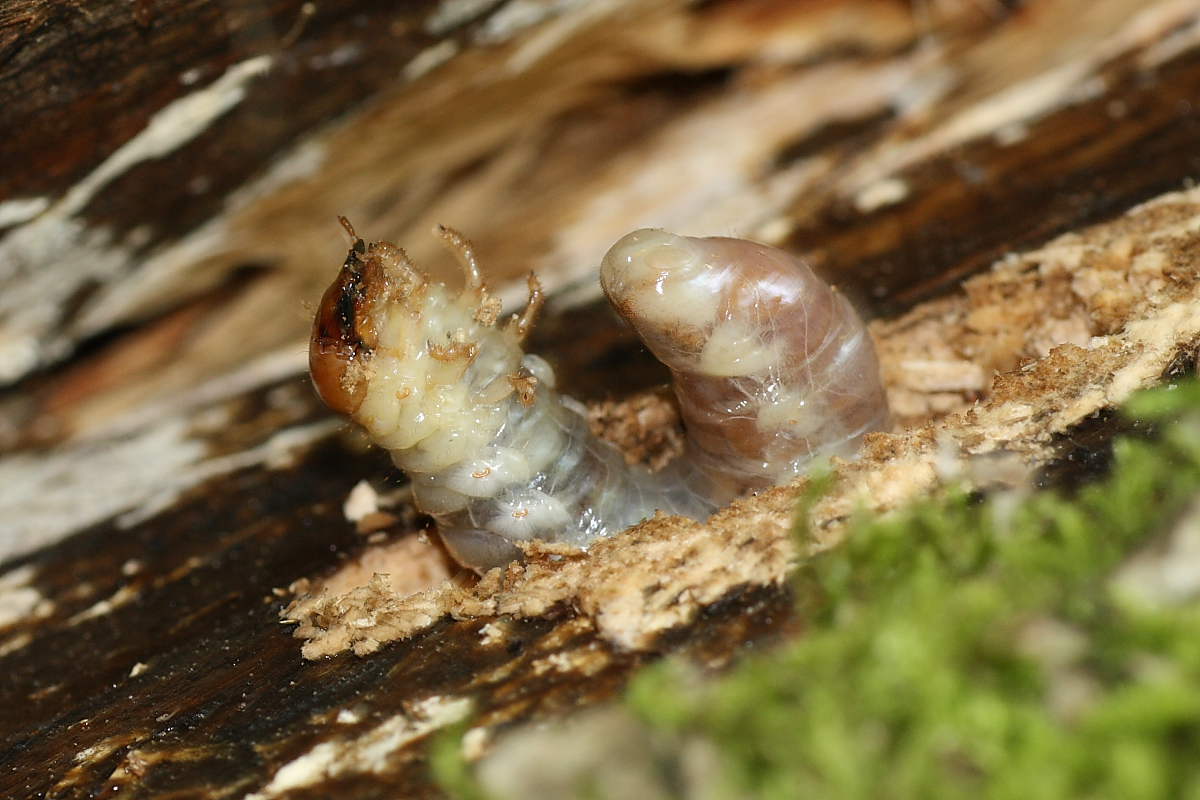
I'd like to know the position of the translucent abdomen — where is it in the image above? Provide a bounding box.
[600,229,890,495]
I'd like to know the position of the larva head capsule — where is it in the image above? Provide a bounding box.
[309,220,426,417]
[310,221,539,480]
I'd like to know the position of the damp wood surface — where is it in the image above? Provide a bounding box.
[2,0,1200,797]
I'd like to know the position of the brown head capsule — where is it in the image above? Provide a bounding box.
[309,217,424,416]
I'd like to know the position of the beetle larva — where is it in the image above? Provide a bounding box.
[309,222,888,571]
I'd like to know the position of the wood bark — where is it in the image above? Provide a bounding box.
[2,0,1199,796]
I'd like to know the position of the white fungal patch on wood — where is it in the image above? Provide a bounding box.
[402,40,460,81]
[0,565,53,630]
[69,56,274,218]
[853,176,910,213]
[309,225,888,571]
[1136,0,1200,68]
[115,418,342,530]
[0,196,50,228]
[0,361,337,564]
[70,139,327,346]
[67,584,140,626]
[0,55,276,384]
[478,621,507,645]
[475,0,589,45]
[0,421,202,564]
[0,416,340,564]
[49,733,146,796]
[244,695,471,800]
[502,0,623,74]
[839,0,1200,200]
[0,566,50,662]
[424,0,505,35]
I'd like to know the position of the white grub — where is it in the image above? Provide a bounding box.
[309,225,888,571]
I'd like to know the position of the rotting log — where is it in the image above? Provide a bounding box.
[2,0,1200,797]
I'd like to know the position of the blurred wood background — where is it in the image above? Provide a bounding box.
[2,0,1199,796]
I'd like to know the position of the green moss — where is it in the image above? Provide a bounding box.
[627,378,1200,800]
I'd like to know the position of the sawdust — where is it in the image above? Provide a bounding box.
[287,186,1200,659]
[586,388,684,471]
[294,534,458,602]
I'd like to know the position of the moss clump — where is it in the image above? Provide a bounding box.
[627,379,1200,800]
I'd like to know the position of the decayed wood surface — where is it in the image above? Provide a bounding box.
[2,0,1200,797]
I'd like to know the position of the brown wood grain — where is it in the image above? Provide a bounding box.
[3,0,1200,796]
